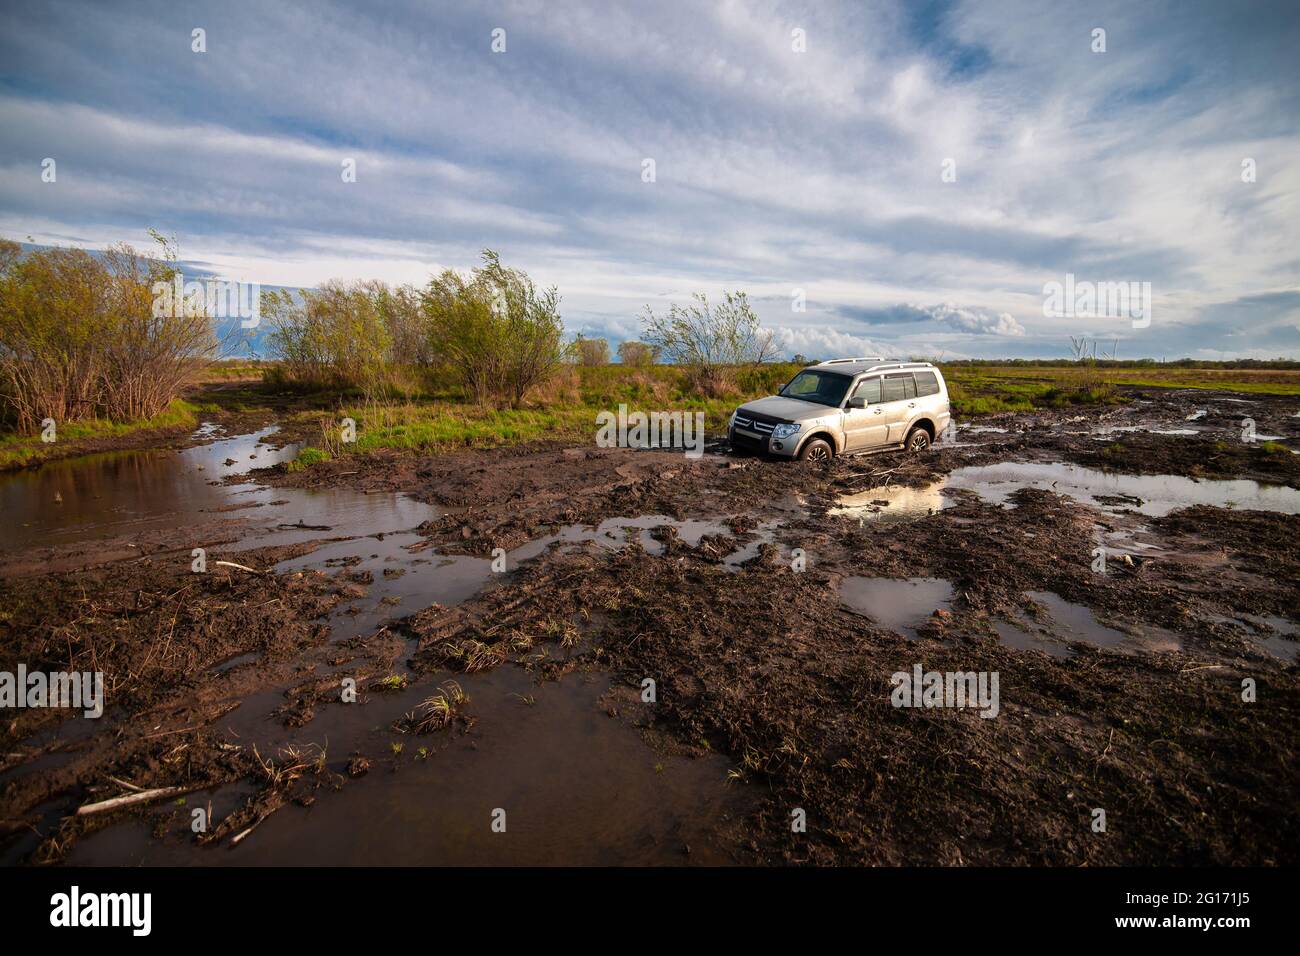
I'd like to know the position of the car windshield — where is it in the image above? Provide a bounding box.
[779,370,852,407]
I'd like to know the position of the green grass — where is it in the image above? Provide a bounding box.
[278,361,1300,461]
[941,365,1300,398]
[285,446,332,471]
[278,362,805,460]
[0,398,207,470]
[8,360,1298,472]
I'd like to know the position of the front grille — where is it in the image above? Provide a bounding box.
[732,413,775,436]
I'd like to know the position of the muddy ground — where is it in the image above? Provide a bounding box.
[1,386,1297,865]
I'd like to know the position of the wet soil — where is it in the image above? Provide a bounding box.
[1,385,1297,865]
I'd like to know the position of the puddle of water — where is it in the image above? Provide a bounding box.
[832,462,1300,523]
[1024,591,1181,653]
[1231,614,1298,662]
[1092,425,1201,437]
[831,483,951,523]
[211,651,260,674]
[0,427,438,559]
[721,520,781,569]
[833,458,1300,524]
[2,432,773,865]
[273,534,497,642]
[993,617,1074,659]
[947,462,1300,518]
[840,576,953,638]
[1026,591,1129,649]
[274,513,776,641]
[65,668,751,866]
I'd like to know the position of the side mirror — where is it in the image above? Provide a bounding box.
[848,397,866,409]
[776,383,785,392]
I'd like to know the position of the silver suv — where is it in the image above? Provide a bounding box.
[728,358,951,462]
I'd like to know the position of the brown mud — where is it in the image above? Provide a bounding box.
[1,385,1297,865]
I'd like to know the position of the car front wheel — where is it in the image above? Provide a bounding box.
[906,427,931,452]
[798,437,833,462]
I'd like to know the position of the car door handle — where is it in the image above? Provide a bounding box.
[908,402,916,408]
[872,408,882,414]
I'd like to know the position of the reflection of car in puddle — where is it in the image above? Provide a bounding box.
[831,484,951,523]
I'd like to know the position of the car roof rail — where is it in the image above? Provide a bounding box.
[816,356,885,366]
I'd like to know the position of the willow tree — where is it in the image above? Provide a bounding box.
[422,250,567,408]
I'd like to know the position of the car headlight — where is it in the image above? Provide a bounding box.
[772,423,801,440]
[728,410,737,428]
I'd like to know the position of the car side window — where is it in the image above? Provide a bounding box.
[881,374,908,402]
[852,377,881,405]
[915,371,940,396]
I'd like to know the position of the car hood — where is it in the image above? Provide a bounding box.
[738,396,837,422]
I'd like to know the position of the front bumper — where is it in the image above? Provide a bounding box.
[729,426,798,458]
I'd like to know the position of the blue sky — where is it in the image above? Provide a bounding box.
[1,0,1298,359]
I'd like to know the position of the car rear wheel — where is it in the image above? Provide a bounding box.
[906,427,931,452]
[798,438,833,462]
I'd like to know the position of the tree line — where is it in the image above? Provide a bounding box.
[1,238,777,433]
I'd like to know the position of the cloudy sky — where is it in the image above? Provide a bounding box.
[2,0,1298,359]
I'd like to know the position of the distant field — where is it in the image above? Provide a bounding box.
[940,365,1300,416]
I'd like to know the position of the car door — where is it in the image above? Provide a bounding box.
[878,372,917,443]
[842,376,888,451]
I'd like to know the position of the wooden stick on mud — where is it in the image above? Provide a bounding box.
[213,560,265,575]
[76,784,205,817]
[230,806,282,846]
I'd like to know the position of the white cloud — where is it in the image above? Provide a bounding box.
[920,303,1026,336]
[0,0,1296,357]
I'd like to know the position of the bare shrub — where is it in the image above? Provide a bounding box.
[263,279,393,394]
[641,291,776,395]
[101,241,217,421]
[574,336,610,366]
[0,236,217,431]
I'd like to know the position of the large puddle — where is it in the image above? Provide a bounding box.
[0,428,764,864]
[65,669,750,866]
[0,427,436,569]
[835,461,1300,521]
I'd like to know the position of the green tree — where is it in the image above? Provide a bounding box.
[616,340,658,366]
[422,250,567,408]
[641,291,775,395]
